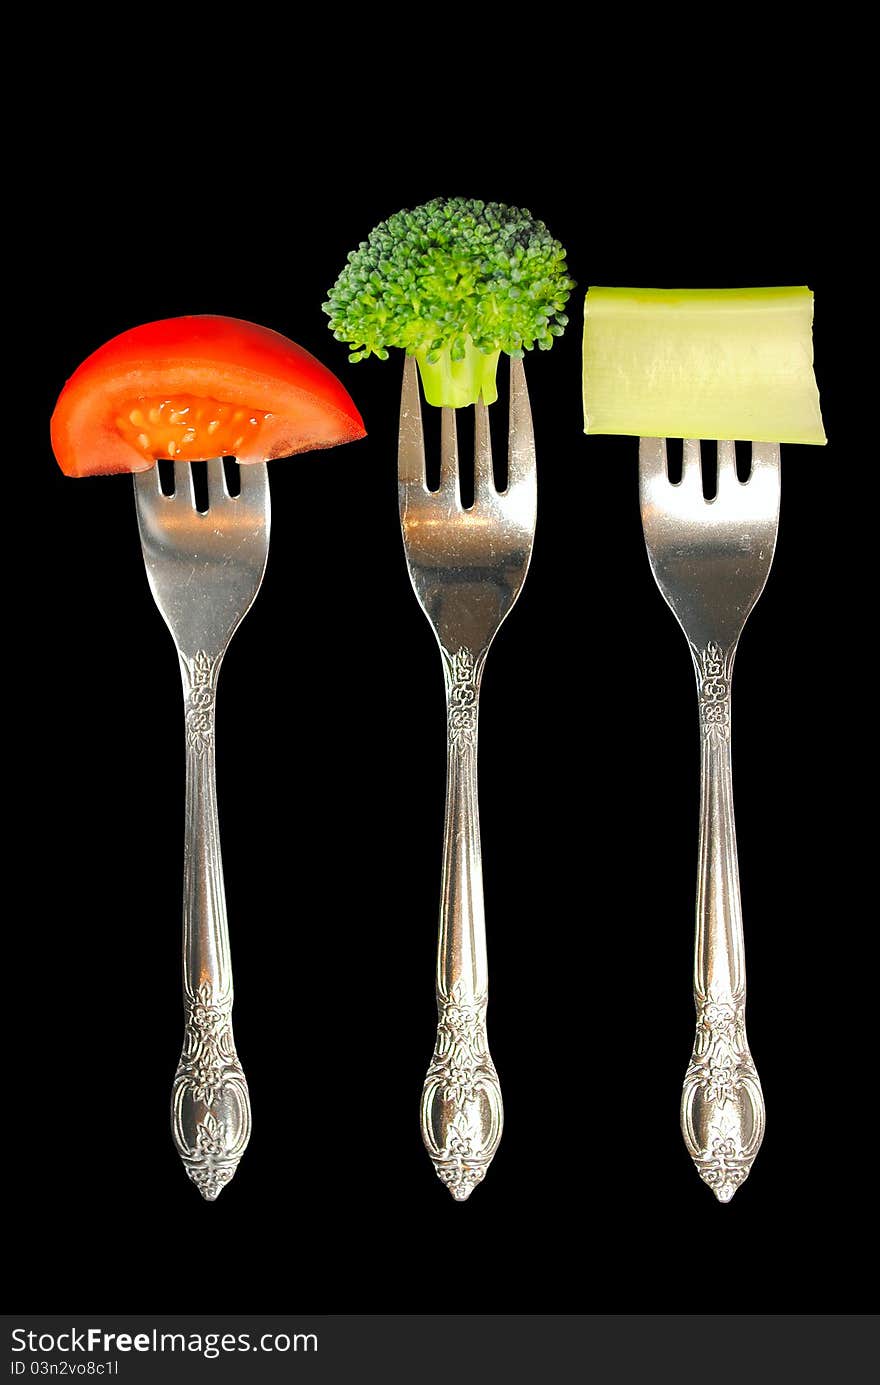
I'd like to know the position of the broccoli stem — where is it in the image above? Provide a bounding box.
[414,338,502,409]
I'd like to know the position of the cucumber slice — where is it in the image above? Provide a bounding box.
[583,286,826,444]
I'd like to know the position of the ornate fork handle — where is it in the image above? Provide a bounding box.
[681,640,765,1203]
[170,649,251,1201]
[420,644,503,1202]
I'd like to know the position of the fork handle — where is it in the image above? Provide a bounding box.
[681,640,765,1202]
[170,650,251,1201]
[420,645,503,1201]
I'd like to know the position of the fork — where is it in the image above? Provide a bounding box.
[639,437,780,1202]
[398,355,537,1201]
[134,458,270,1200]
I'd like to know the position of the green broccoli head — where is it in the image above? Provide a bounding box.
[323,196,574,408]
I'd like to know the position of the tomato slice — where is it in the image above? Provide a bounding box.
[51,315,366,477]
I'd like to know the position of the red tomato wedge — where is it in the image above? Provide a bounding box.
[51,315,366,476]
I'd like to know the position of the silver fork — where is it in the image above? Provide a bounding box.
[639,437,780,1202]
[134,459,270,1200]
[398,355,537,1201]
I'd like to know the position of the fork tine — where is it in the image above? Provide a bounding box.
[206,457,228,504]
[717,439,737,495]
[237,459,270,507]
[133,464,163,506]
[746,442,781,513]
[682,438,702,492]
[173,461,197,509]
[638,436,667,485]
[440,407,460,499]
[398,355,426,489]
[507,357,535,490]
[749,441,781,475]
[474,400,495,499]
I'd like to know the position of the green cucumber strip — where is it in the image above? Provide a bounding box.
[583,286,826,444]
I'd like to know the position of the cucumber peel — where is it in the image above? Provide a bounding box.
[583,286,826,444]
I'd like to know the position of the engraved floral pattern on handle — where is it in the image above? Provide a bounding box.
[171,650,251,1201]
[681,988,764,1203]
[681,640,765,1202]
[421,981,503,1201]
[420,645,503,1200]
[185,650,218,757]
[694,640,732,742]
[172,980,251,1201]
[448,647,478,758]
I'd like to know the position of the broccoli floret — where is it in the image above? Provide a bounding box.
[323,197,574,409]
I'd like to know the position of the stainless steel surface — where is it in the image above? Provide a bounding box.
[639,437,780,1201]
[398,356,537,1200]
[134,459,270,1200]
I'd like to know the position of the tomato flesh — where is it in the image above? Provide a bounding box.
[114,394,272,462]
[51,315,366,477]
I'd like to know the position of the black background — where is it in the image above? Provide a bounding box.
[24,111,869,1314]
